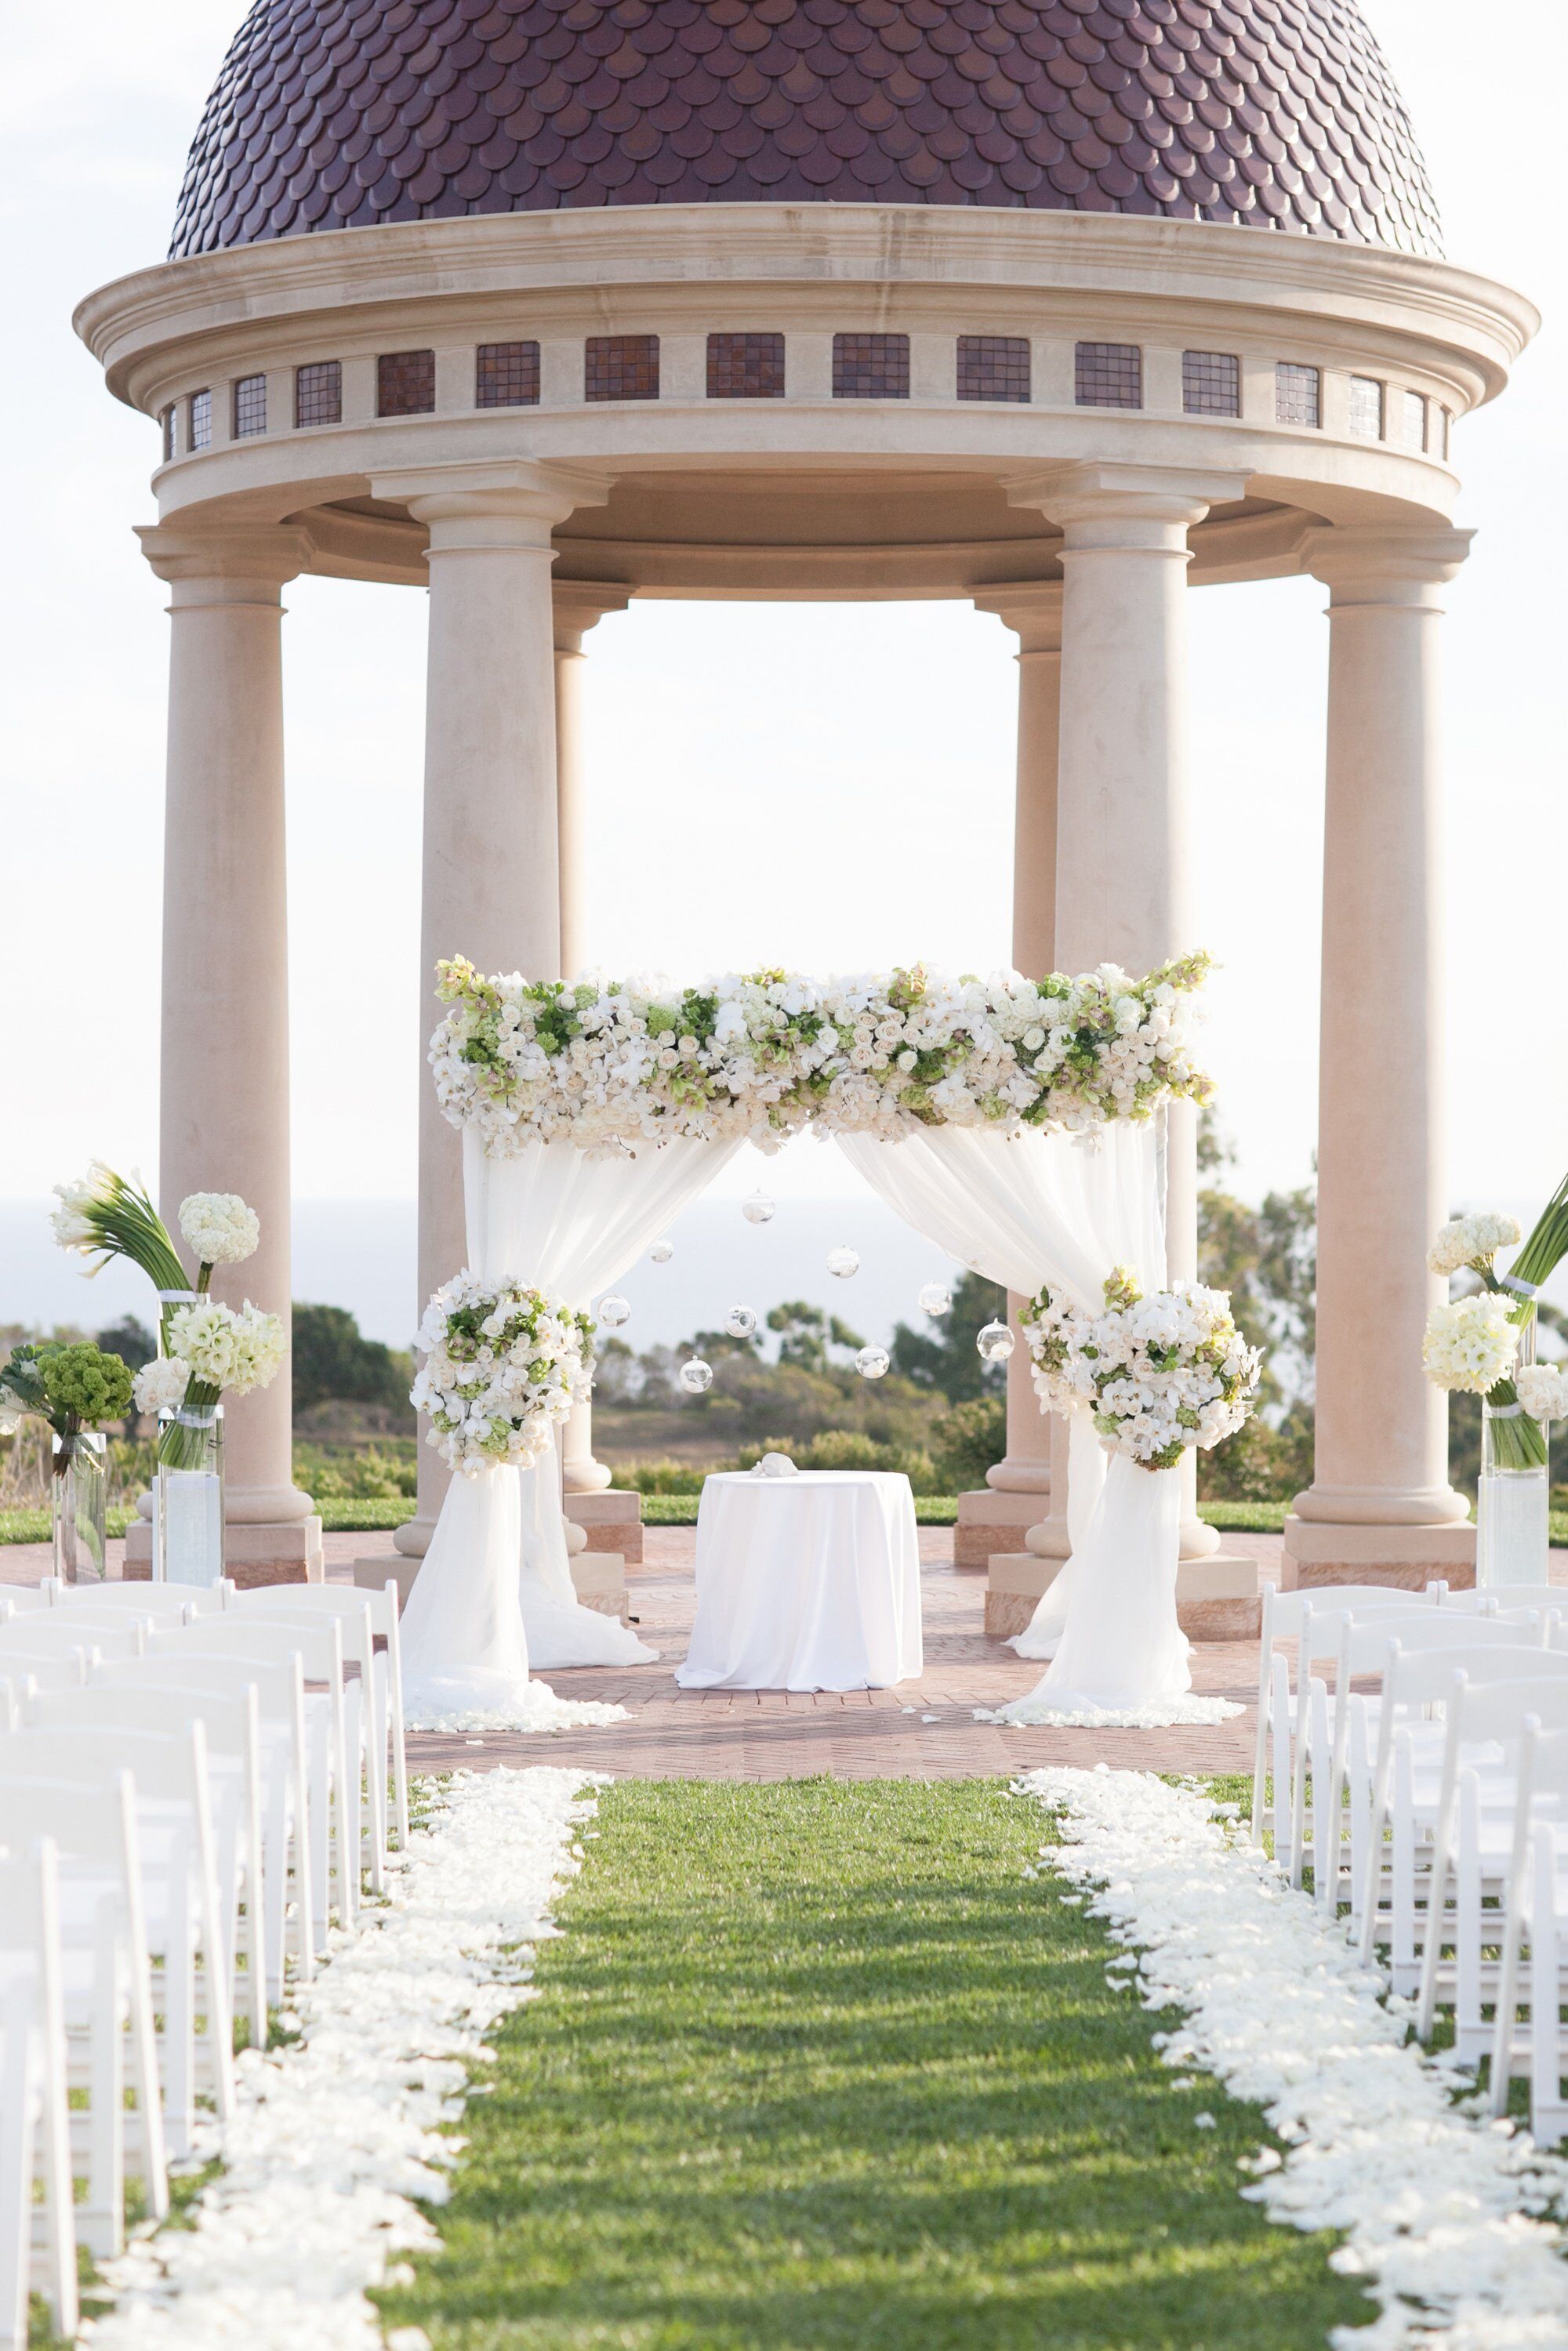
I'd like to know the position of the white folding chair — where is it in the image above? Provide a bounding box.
[0,1588,50,1620]
[225,1580,408,1854]
[0,1680,24,1735]
[0,1614,148,1664]
[151,1618,358,1932]
[0,1843,76,2348]
[1353,1630,1568,1977]
[0,1772,168,2255]
[1489,1722,1568,2136]
[216,1598,379,1888]
[0,1643,96,1690]
[29,1681,268,2051]
[1412,1676,1568,2053]
[1250,1581,1434,1857]
[0,1725,234,2159]
[44,1580,215,1620]
[1432,1583,1566,1616]
[94,1653,313,1998]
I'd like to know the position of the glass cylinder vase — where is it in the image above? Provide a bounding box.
[154,1404,225,1587]
[1476,1319,1548,1589]
[51,1431,107,1584]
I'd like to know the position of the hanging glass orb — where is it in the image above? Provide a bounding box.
[596,1293,631,1330]
[855,1345,891,1380]
[976,1319,1015,1364]
[678,1356,713,1395]
[826,1244,860,1280]
[741,1191,776,1225]
[724,1304,757,1340]
[648,1239,674,1264]
[917,1281,952,1318]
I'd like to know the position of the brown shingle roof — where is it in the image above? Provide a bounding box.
[169,0,1442,262]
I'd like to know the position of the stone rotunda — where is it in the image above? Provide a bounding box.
[76,0,1536,1611]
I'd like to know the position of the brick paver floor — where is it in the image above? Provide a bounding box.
[4,1524,1268,1783]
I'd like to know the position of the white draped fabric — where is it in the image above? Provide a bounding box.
[835,1119,1197,1717]
[399,1128,738,1719]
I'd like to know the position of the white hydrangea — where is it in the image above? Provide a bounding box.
[50,1160,117,1250]
[411,1270,593,1475]
[165,1299,285,1398]
[1515,1361,1568,1424]
[179,1192,260,1268]
[132,1355,192,1415]
[1023,1268,1261,1471]
[1428,1210,1523,1278]
[427,951,1214,1159]
[1421,1291,1521,1394]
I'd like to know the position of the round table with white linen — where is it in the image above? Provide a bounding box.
[675,1468,923,1693]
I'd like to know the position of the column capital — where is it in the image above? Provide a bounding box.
[136,521,314,597]
[1299,522,1475,599]
[972,580,1062,655]
[371,459,612,552]
[552,581,633,655]
[1003,460,1247,542]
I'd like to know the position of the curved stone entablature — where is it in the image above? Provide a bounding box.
[170,0,1443,260]
[77,207,1536,598]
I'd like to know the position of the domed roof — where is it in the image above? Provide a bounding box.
[169,0,1442,263]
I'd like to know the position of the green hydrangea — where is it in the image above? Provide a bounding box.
[38,1343,134,1430]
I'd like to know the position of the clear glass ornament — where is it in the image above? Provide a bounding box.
[678,1357,713,1395]
[917,1281,952,1317]
[826,1244,860,1280]
[596,1293,631,1330]
[724,1305,757,1340]
[976,1319,1015,1364]
[648,1239,674,1264]
[855,1346,890,1380]
[741,1191,775,1225]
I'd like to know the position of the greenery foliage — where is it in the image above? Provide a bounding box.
[888,1268,1008,1400]
[292,1302,413,1418]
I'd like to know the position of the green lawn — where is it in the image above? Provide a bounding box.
[376,1778,1367,2350]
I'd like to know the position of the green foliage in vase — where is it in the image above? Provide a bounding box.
[0,1340,134,1453]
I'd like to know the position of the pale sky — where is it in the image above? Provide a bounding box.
[1,1,1563,1246]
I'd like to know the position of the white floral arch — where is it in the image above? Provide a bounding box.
[400,952,1229,1730]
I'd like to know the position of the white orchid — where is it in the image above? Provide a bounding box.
[1024,1268,1261,1471]
[412,1271,593,1475]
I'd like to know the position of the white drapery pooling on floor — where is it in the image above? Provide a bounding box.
[399,1128,739,1717]
[836,1118,1200,1718]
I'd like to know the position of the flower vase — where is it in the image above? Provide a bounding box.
[51,1431,107,1584]
[1476,1320,1548,1588]
[154,1404,225,1587]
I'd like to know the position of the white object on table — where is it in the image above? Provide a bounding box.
[676,1471,922,1693]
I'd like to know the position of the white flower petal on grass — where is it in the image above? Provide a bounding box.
[1019,1765,1568,2349]
[89,1765,599,2350]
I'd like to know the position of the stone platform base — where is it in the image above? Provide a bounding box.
[985,1547,1261,1642]
[354,1548,629,1621]
[125,1512,324,1587]
[954,1487,1048,1570]
[1279,1512,1477,1591]
[565,1489,644,1564]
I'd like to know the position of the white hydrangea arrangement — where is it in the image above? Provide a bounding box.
[1022,1266,1261,1473]
[411,1272,593,1475]
[178,1192,260,1270]
[430,951,1214,1158]
[1427,1211,1523,1279]
[1421,1293,1522,1395]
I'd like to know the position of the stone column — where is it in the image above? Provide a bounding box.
[134,523,321,1581]
[1284,524,1476,1588]
[550,586,642,1558]
[956,586,1062,1571]
[999,462,1257,1632]
[368,463,608,1562]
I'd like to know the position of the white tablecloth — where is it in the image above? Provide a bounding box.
[675,1470,923,1693]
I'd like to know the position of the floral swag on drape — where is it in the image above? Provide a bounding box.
[400,950,1246,1731]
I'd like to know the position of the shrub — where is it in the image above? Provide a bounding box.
[930,1395,1007,1490]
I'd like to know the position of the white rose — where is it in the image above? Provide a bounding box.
[133,1355,191,1414]
[1516,1362,1568,1424]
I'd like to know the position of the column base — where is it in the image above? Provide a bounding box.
[1279,1513,1477,1591]
[354,1547,628,1621]
[125,1513,324,1587]
[956,1488,1044,1570]
[564,1489,644,1564]
[985,1547,1260,1642]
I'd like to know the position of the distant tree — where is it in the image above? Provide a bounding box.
[93,1316,156,1375]
[887,1268,1007,1402]
[292,1302,411,1415]
[1197,1115,1316,1411]
[930,1395,1007,1489]
[765,1301,865,1374]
